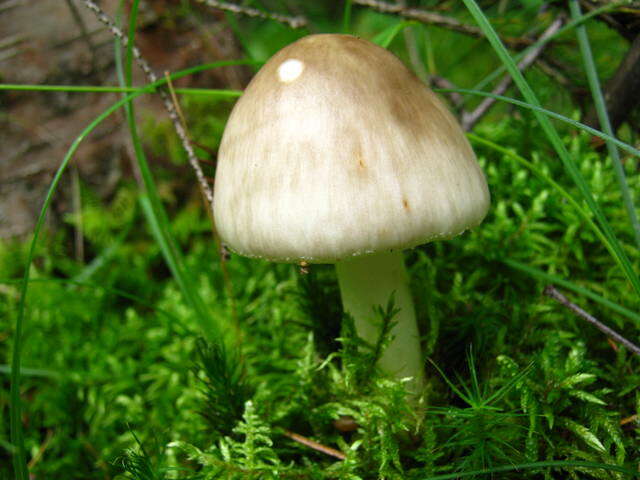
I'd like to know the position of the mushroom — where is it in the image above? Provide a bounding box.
[213,34,490,393]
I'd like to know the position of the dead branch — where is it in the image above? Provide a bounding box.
[430,75,464,108]
[621,414,638,426]
[544,285,640,357]
[577,0,640,41]
[282,429,346,461]
[534,58,572,87]
[462,15,565,131]
[584,33,640,131]
[195,0,307,29]
[80,0,214,207]
[352,0,532,48]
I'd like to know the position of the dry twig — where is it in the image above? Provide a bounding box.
[430,75,464,108]
[27,429,54,469]
[461,15,565,131]
[544,285,640,358]
[196,0,307,29]
[282,429,346,460]
[352,0,532,48]
[620,414,638,426]
[81,0,215,206]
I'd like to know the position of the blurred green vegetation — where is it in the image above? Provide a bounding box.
[2,1,640,479]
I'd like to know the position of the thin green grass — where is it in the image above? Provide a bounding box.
[7,62,250,480]
[10,88,140,480]
[0,84,242,94]
[114,0,219,338]
[5,2,640,477]
[342,0,353,33]
[2,83,637,158]
[462,0,640,299]
[569,0,640,248]
[442,88,640,158]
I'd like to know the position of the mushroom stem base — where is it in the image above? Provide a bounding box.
[335,251,424,393]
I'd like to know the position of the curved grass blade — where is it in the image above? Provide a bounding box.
[115,0,219,340]
[9,92,140,480]
[123,0,138,89]
[0,84,243,98]
[462,0,640,299]
[570,0,640,248]
[9,61,249,479]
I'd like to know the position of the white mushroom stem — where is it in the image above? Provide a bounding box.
[335,251,425,393]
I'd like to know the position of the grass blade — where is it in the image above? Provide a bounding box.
[569,0,640,248]
[9,92,141,480]
[115,0,219,340]
[462,0,640,298]
[1,365,59,379]
[342,0,353,33]
[3,83,637,158]
[9,62,248,478]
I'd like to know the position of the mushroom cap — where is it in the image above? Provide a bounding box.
[213,34,490,263]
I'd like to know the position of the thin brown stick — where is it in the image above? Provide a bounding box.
[352,0,532,48]
[27,429,54,469]
[81,0,215,208]
[462,15,565,131]
[544,285,640,357]
[430,75,464,108]
[196,0,307,29]
[162,71,240,336]
[164,71,189,135]
[282,429,346,461]
[534,58,572,87]
[620,414,638,426]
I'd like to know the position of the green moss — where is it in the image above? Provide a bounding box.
[2,2,639,479]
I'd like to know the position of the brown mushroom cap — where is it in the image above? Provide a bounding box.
[213,34,490,263]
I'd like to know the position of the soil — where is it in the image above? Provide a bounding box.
[0,0,250,238]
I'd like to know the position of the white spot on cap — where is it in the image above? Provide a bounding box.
[278,59,304,83]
